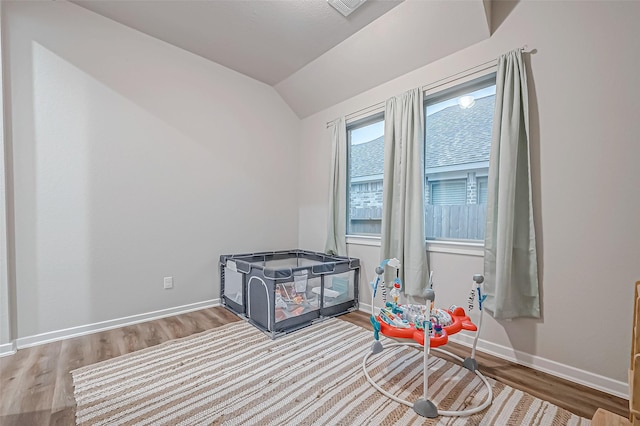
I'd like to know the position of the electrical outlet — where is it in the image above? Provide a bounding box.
[164,276,173,289]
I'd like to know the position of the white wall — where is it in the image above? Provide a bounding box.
[298,0,640,395]
[0,1,13,349]
[4,1,300,338]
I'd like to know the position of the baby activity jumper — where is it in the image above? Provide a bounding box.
[363,258,493,418]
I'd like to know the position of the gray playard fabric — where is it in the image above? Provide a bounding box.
[219,249,360,338]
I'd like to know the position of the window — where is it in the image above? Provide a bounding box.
[430,179,467,205]
[477,176,488,204]
[347,114,384,236]
[424,76,496,241]
[344,75,496,243]
[351,183,369,193]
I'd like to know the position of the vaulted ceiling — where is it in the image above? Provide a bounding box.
[72,0,492,118]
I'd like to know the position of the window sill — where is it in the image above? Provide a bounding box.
[346,235,484,257]
[346,235,381,246]
[427,240,484,257]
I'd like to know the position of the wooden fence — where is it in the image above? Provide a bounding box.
[348,204,486,240]
[348,206,382,235]
[425,204,486,240]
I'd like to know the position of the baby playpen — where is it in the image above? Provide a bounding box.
[220,249,360,338]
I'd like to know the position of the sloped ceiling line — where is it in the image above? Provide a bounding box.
[72,0,491,118]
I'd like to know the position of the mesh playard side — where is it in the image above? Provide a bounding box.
[220,250,360,337]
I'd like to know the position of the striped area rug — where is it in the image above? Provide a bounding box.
[71,319,590,425]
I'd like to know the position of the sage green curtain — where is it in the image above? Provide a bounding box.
[484,49,540,319]
[325,117,347,256]
[381,88,428,296]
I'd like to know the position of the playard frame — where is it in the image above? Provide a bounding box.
[220,249,360,338]
[364,258,493,418]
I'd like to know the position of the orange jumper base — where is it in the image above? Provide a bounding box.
[377,308,477,348]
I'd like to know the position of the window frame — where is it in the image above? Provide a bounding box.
[343,70,497,256]
[423,73,497,243]
[346,112,385,237]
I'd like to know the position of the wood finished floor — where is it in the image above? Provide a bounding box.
[0,307,628,425]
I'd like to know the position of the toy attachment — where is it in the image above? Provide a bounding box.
[464,274,486,371]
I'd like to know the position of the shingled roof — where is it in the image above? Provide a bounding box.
[350,135,384,178]
[425,94,494,168]
[350,95,494,178]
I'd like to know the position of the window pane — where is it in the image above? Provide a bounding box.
[425,81,496,241]
[348,118,384,235]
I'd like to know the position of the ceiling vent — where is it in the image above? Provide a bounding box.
[328,0,367,17]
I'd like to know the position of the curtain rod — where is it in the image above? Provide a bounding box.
[326,45,532,128]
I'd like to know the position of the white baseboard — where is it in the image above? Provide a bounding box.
[448,332,628,399]
[359,301,373,314]
[16,299,221,350]
[0,341,17,357]
[358,305,628,399]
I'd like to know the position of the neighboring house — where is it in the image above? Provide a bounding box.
[349,135,384,222]
[349,94,495,239]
